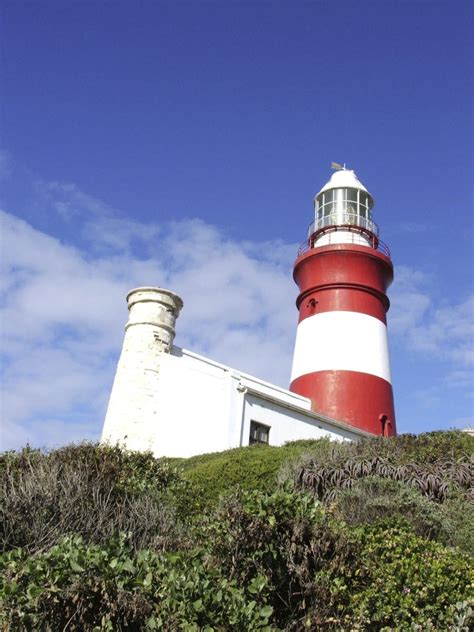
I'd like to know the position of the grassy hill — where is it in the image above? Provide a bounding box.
[1,431,473,630]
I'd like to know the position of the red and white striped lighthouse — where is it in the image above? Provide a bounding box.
[289,165,396,436]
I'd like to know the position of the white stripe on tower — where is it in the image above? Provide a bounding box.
[290,310,391,384]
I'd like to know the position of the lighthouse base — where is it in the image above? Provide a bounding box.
[290,370,396,436]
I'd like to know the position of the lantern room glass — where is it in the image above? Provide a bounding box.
[315,187,373,227]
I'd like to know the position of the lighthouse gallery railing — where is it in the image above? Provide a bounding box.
[308,212,379,238]
[298,212,391,258]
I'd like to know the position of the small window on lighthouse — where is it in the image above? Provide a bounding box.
[249,421,270,445]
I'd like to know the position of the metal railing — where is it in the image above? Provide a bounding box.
[307,212,379,239]
[297,229,391,258]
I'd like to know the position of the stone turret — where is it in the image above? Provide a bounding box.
[101,287,183,451]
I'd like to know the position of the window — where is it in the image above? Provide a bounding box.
[346,188,358,202]
[249,421,270,445]
[315,188,373,228]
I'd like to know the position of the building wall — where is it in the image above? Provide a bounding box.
[149,348,232,457]
[241,393,359,447]
[103,343,368,458]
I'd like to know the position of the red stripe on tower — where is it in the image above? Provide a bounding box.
[289,166,396,436]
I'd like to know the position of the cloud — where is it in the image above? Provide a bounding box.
[389,266,473,416]
[0,188,297,450]
[390,266,473,371]
[1,180,472,450]
[389,266,432,337]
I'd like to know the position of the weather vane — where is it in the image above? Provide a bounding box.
[331,161,346,171]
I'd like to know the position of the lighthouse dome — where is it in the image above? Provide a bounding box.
[316,169,372,200]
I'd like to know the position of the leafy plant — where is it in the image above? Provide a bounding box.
[0,534,274,631]
[331,476,450,541]
[295,449,473,502]
[336,525,474,629]
[1,431,473,630]
[198,489,355,628]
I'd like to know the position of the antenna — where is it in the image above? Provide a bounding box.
[331,161,345,171]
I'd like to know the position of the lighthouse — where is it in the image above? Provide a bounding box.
[103,166,394,458]
[289,165,396,436]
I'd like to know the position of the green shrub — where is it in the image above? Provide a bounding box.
[199,489,355,628]
[294,446,473,503]
[2,432,472,630]
[334,524,474,630]
[441,489,474,554]
[330,475,474,555]
[198,489,474,630]
[0,443,189,554]
[0,534,274,631]
[172,439,333,512]
[336,430,474,464]
[332,477,449,540]
[2,490,472,631]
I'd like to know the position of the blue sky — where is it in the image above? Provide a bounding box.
[1,0,473,449]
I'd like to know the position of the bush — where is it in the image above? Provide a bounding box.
[441,489,474,554]
[333,430,474,464]
[0,534,274,631]
[198,489,350,628]
[294,442,473,503]
[334,525,474,630]
[2,432,473,630]
[0,444,189,554]
[171,438,333,512]
[198,489,474,630]
[332,477,449,540]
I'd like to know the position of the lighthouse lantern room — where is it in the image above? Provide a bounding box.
[289,165,396,436]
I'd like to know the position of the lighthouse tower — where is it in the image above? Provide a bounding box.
[289,165,396,436]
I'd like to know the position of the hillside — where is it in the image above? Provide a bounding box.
[1,431,473,630]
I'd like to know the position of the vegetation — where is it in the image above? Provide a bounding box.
[163,438,334,512]
[1,431,473,630]
[0,443,188,554]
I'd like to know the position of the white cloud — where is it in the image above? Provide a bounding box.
[389,266,473,372]
[0,191,297,450]
[1,181,472,450]
[389,265,432,336]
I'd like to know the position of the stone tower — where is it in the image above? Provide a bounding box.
[101,287,183,451]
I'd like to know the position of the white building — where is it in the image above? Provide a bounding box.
[101,286,371,458]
